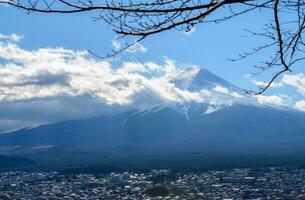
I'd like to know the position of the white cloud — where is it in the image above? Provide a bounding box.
[0,33,23,42]
[256,94,284,106]
[112,39,147,53]
[117,62,147,74]
[205,105,219,114]
[126,42,147,53]
[212,85,243,99]
[111,39,121,50]
[231,91,244,99]
[282,73,305,96]
[295,100,305,112]
[252,80,283,88]
[213,85,229,94]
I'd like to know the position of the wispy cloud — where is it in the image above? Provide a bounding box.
[256,94,284,106]
[112,39,147,53]
[111,39,121,50]
[295,100,305,112]
[126,42,147,53]
[212,85,243,99]
[0,33,23,42]
[282,73,305,96]
[252,80,283,88]
[248,73,305,110]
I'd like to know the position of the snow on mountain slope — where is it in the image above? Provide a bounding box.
[168,67,239,92]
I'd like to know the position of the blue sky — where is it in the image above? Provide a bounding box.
[0,5,277,87]
[2,4,304,88]
[0,4,305,132]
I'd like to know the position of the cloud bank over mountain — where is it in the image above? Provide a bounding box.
[0,41,212,105]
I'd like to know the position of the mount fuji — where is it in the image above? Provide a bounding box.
[1,67,305,162]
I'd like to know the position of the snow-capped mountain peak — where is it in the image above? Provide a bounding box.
[169,67,240,92]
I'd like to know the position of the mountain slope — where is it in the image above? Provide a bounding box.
[1,103,305,154]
